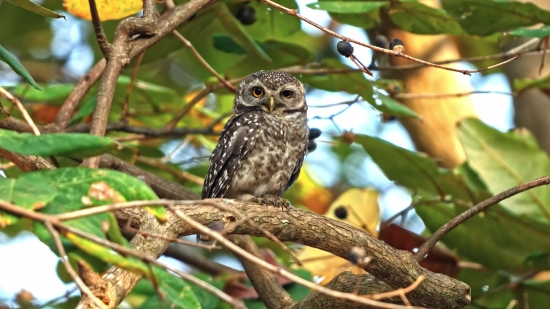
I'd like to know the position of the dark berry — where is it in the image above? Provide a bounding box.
[389,38,405,53]
[374,34,389,49]
[334,206,348,219]
[381,114,397,122]
[307,141,317,153]
[336,40,354,58]
[235,5,257,25]
[348,246,366,264]
[308,128,322,139]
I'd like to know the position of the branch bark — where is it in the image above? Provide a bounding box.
[293,272,400,309]
[88,201,470,309]
[229,235,295,309]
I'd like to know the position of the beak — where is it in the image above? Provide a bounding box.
[268,96,275,113]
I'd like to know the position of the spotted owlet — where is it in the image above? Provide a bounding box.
[201,71,309,209]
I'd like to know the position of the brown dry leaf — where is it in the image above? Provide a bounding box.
[63,0,142,21]
[297,187,380,284]
[379,223,459,278]
[31,103,60,124]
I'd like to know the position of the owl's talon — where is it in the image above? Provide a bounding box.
[249,195,292,211]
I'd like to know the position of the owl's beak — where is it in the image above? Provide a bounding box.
[268,96,275,113]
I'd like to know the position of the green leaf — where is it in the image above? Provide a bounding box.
[317,0,380,28]
[213,3,271,62]
[0,176,58,227]
[457,118,550,221]
[189,273,224,309]
[355,134,475,202]
[0,129,118,158]
[444,0,550,36]
[225,40,315,78]
[28,167,165,268]
[416,200,550,271]
[69,97,96,125]
[509,25,550,38]
[514,73,550,92]
[306,1,388,14]
[147,267,201,309]
[389,1,463,35]
[4,0,65,19]
[0,44,42,90]
[243,0,301,40]
[374,92,419,118]
[11,83,73,101]
[30,167,166,221]
[0,100,10,123]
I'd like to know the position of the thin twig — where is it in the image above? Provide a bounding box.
[0,87,40,135]
[415,175,550,262]
[44,221,107,309]
[261,0,517,76]
[123,225,220,250]
[369,275,424,301]
[167,205,422,309]
[87,0,111,57]
[121,52,145,121]
[172,31,236,92]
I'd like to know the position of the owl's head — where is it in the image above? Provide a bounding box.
[234,71,307,115]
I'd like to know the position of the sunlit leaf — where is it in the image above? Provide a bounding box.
[11,83,73,101]
[4,0,65,19]
[444,0,550,36]
[417,200,550,271]
[509,25,550,38]
[63,0,142,21]
[514,72,550,92]
[457,118,550,221]
[375,92,419,118]
[0,177,58,227]
[355,134,475,202]
[389,1,463,35]
[0,129,118,158]
[0,44,42,90]
[306,1,388,14]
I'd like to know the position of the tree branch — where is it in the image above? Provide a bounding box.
[66,121,219,137]
[415,174,550,262]
[88,0,112,57]
[229,235,295,309]
[83,200,470,309]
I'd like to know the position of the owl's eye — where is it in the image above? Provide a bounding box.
[252,87,264,98]
[281,90,293,99]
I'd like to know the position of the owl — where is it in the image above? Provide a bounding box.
[201,71,309,209]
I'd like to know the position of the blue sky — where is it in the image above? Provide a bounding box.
[0,0,514,306]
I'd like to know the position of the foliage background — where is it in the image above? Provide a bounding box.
[2,0,550,308]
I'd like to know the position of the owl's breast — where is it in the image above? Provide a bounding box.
[230,113,308,198]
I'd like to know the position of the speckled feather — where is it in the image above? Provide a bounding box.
[201,71,309,201]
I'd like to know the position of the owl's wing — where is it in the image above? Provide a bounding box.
[201,112,262,199]
[281,142,307,196]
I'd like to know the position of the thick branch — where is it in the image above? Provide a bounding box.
[66,121,218,137]
[104,201,470,309]
[229,235,295,309]
[294,272,400,309]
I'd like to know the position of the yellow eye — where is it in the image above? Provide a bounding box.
[252,87,264,98]
[281,90,293,99]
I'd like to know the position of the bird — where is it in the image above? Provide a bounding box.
[201,70,309,209]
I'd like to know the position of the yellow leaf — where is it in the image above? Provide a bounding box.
[297,187,381,284]
[325,187,380,237]
[289,165,333,214]
[63,0,143,21]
